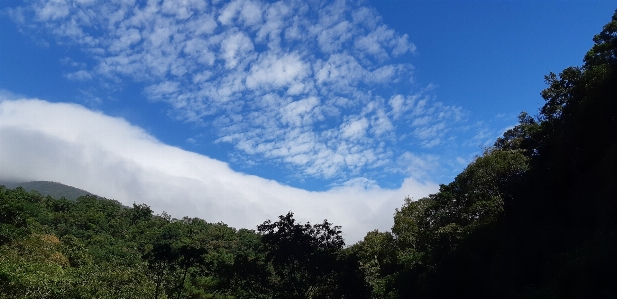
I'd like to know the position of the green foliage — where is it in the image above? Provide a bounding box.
[584,11,617,68]
[257,212,347,298]
[349,9,617,299]
[0,186,40,246]
[0,186,268,298]
[350,230,398,299]
[1,183,369,298]
[494,112,540,154]
[393,148,528,265]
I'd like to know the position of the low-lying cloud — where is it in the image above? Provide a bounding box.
[0,98,438,244]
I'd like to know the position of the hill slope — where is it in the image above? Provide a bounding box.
[0,181,94,200]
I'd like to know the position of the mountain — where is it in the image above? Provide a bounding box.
[0,181,94,201]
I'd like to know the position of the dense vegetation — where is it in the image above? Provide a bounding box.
[1,10,616,299]
[0,189,368,299]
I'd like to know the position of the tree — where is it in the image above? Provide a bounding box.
[130,203,154,225]
[494,111,541,156]
[584,10,617,68]
[142,218,211,299]
[393,148,529,264]
[380,10,617,298]
[504,10,617,297]
[350,230,398,299]
[0,186,42,246]
[257,212,344,299]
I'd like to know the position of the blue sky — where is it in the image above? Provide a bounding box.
[1,0,615,242]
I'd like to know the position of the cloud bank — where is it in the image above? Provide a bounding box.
[0,98,438,243]
[6,0,465,183]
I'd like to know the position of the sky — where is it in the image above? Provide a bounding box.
[0,0,615,244]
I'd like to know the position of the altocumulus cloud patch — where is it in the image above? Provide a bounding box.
[5,0,467,184]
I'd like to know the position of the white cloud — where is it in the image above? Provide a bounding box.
[281,96,321,126]
[109,27,141,53]
[145,81,180,100]
[341,117,369,140]
[245,52,309,90]
[396,152,440,180]
[161,0,207,20]
[239,0,264,26]
[370,109,394,137]
[354,25,392,59]
[351,6,378,28]
[0,98,438,244]
[218,0,263,27]
[221,31,255,69]
[65,70,92,81]
[314,53,366,86]
[9,0,465,183]
[35,0,70,21]
[317,21,354,53]
[392,34,414,56]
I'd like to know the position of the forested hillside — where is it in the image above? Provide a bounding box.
[0,187,372,298]
[349,10,617,298]
[1,9,616,299]
[0,181,93,201]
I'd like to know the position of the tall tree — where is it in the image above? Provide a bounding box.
[257,212,345,299]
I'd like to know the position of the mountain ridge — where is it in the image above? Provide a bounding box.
[0,180,95,201]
